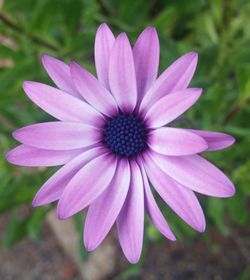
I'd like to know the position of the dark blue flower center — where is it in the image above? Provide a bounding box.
[103,113,148,158]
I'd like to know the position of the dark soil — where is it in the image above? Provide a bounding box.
[131,227,250,280]
[0,213,81,280]
[0,211,249,280]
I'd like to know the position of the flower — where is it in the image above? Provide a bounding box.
[6,23,235,264]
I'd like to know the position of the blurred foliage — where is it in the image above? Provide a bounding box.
[0,0,249,272]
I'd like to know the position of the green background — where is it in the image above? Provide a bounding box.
[0,0,249,274]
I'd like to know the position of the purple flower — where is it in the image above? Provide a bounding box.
[6,24,235,263]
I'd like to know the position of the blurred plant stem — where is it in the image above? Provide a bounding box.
[0,111,15,129]
[0,12,58,51]
[222,98,250,125]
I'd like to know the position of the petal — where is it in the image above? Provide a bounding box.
[138,160,176,239]
[23,81,104,126]
[84,159,130,251]
[57,153,117,219]
[144,88,202,128]
[109,33,137,112]
[140,52,198,111]
[32,146,105,206]
[143,153,206,232]
[149,151,235,197]
[133,27,159,103]
[13,122,100,150]
[41,54,81,99]
[6,144,84,167]
[116,160,144,264]
[70,61,118,116]
[95,23,115,90]
[148,127,208,156]
[189,130,235,151]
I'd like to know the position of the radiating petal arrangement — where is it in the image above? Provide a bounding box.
[6,23,235,264]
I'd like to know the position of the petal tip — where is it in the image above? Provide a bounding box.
[97,22,109,31]
[5,151,21,166]
[127,255,140,264]
[57,212,67,220]
[56,204,68,220]
[196,221,206,233]
[192,87,203,95]
[32,191,51,207]
[227,184,236,197]
[41,53,51,64]
[187,88,202,100]
[188,51,198,60]
[229,135,236,146]
[144,26,157,33]
[183,51,198,68]
[216,182,236,198]
[219,134,236,151]
[191,215,206,233]
[12,128,26,144]
[57,199,76,220]
[32,197,40,207]
[22,80,32,91]
[12,130,19,141]
[41,54,60,71]
[84,240,96,252]
[140,27,158,43]
[168,233,177,241]
[117,32,128,41]
[5,150,13,163]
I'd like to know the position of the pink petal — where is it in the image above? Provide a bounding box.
[109,33,137,113]
[138,160,176,239]
[143,153,206,232]
[41,54,81,99]
[23,81,104,127]
[13,122,100,150]
[190,130,235,151]
[95,23,115,90]
[70,61,118,116]
[140,52,198,111]
[144,88,202,128]
[116,160,144,264]
[32,146,105,206]
[84,159,130,251]
[57,153,117,219]
[150,151,235,198]
[6,144,84,167]
[133,27,159,104]
[148,127,208,156]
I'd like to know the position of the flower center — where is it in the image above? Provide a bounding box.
[103,113,148,158]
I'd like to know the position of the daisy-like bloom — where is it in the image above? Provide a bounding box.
[6,24,235,263]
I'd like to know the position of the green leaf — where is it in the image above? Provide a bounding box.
[207,198,230,236]
[227,196,248,225]
[3,209,29,248]
[233,161,250,195]
[27,207,49,240]
[147,224,161,241]
[236,64,250,100]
